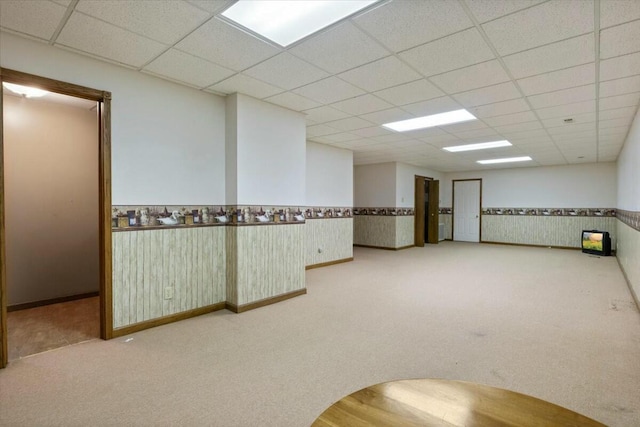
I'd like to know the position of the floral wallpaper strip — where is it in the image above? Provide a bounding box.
[353,207,415,216]
[482,207,616,217]
[112,205,353,230]
[616,209,640,232]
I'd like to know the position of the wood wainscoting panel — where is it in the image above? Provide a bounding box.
[395,216,414,248]
[305,218,353,267]
[112,227,225,329]
[354,216,396,248]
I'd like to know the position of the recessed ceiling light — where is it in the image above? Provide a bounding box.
[221,0,378,47]
[443,140,512,152]
[477,156,533,165]
[383,109,477,132]
[2,82,48,98]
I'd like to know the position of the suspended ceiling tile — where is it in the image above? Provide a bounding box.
[75,0,209,45]
[541,112,596,128]
[599,75,640,97]
[517,63,595,96]
[56,12,167,68]
[599,92,640,110]
[600,20,640,60]
[207,74,284,99]
[306,124,341,138]
[351,126,393,138]
[398,28,494,77]
[599,125,630,136]
[492,120,543,134]
[598,106,637,121]
[302,106,351,124]
[359,108,414,125]
[338,56,422,92]
[600,52,640,81]
[264,92,321,111]
[453,82,521,108]
[483,111,538,127]
[0,0,67,40]
[373,80,444,107]
[430,60,510,94]
[503,34,594,79]
[186,0,233,14]
[323,116,376,132]
[481,0,594,56]
[465,0,545,23]
[353,0,472,52]
[176,18,281,71]
[497,128,549,139]
[292,77,365,105]
[470,98,531,118]
[546,123,595,136]
[330,94,393,116]
[370,133,412,143]
[289,21,390,74]
[449,128,501,140]
[243,52,328,90]
[526,84,595,109]
[599,117,633,129]
[600,0,640,29]
[144,49,234,88]
[52,0,72,5]
[535,100,595,119]
[401,96,463,117]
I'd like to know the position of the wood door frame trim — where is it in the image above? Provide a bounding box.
[452,179,483,242]
[0,68,113,368]
[414,175,433,247]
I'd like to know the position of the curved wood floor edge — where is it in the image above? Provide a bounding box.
[311,379,606,427]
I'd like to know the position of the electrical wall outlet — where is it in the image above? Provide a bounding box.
[164,286,174,300]
[318,248,322,253]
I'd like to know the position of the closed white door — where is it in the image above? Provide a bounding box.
[453,180,480,242]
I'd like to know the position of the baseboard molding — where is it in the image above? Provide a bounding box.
[7,291,99,312]
[617,257,640,311]
[306,257,353,270]
[480,241,582,251]
[226,288,306,314]
[112,302,226,338]
[354,244,415,251]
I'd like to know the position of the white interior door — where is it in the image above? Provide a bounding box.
[453,180,480,242]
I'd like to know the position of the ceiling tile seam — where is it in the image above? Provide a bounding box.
[49,0,78,45]
[0,27,52,45]
[594,0,601,162]
[599,16,640,32]
[138,69,206,90]
[185,0,233,16]
[51,42,140,71]
[463,0,553,26]
[458,0,569,165]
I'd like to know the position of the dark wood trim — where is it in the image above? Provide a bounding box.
[99,95,113,340]
[0,81,6,368]
[225,289,307,313]
[427,179,440,244]
[452,179,482,242]
[353,244,415,251]
[306,257,353,270]
[111,302,227,338]
[0,68,113,367]
[480,241,581,251]
[7,292,99,312]
[617,256,640,311]
[414,176,425,247]
[0,68,104,101]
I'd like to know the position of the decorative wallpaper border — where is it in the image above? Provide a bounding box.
[439,207,452,214]
[353,207,415,216]
[617,209,640,232]
[112,205,352,230]
[482,207,616,217]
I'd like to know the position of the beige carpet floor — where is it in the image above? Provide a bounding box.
[0,242,638,426]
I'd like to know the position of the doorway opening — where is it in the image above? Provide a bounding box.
[414,175,439,247]
[0,68,113,368]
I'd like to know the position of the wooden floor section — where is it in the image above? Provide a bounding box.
[7,297,99,360]
[312,379,606,427]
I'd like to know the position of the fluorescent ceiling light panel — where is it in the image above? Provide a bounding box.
[221,0,378,47]
[443,140,512,152]
[2,82,48,98]
[477,156,533,164]
[383,109,477,132]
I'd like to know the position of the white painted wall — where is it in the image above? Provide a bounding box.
[4,95,99,305]
[442,163,617,208]
[354,162,396,207]
[617,107,640,211]
[306,142,353,206]
[1,32,226,205]
[230,94,306,205]
[396,163,443,207]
